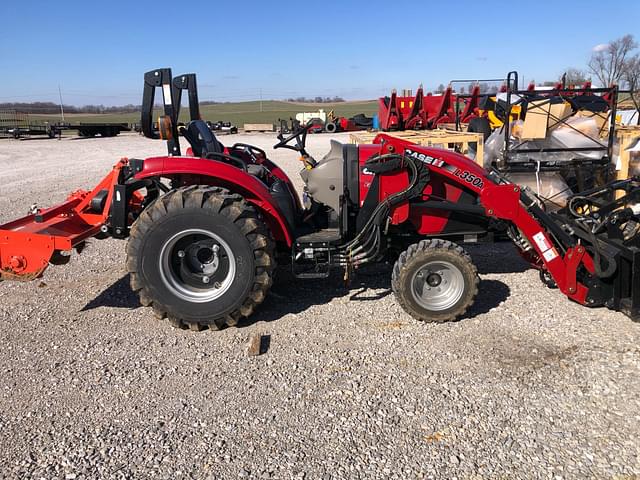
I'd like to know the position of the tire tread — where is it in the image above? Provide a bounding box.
[126,186,275,331]
[391,239,478,323]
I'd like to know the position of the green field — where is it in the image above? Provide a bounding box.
[30,100,378,127]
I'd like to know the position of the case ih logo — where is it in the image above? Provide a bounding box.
[404,149,445,168]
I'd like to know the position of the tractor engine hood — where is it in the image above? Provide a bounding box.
[300,140,344,212]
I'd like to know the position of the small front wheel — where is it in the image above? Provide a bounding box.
[392,239,479,323]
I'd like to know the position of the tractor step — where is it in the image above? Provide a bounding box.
[291,228,340,279]
[295,228,340,244]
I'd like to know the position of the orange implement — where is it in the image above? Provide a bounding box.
[0,160,127,280]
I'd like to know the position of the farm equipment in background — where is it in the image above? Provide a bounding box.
[378,85,456,131]
[61,122,131,138]
[2,68,640,332]
[277,117,295,134]
[295,109,326,133]
[0,110,130,139]
[324,110,373,133]
[446,71,634,201]
[455,72,608,133]
[279,112,372,135]
[207,121,238,135]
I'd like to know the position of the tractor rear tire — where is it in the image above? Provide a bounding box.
[126,186,275,330]
[392,239,478,323]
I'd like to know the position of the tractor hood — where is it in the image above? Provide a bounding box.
[300,140,344,213]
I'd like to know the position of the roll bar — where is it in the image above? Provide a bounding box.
[141,68,203,156]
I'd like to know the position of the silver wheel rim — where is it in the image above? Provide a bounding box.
[159,228,236,303]
[410,260,464,311]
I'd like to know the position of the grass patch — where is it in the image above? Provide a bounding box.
[29,100,378,127]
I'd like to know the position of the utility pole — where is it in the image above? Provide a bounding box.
[259,88,263,112]
[58,85,65,123]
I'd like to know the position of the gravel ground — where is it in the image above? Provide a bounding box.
[1,132,640,479]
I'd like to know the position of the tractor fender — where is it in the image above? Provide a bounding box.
[134,156,294,246]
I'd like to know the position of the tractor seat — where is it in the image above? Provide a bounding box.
[183,120,224,157]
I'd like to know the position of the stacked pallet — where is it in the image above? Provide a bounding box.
[243,123,274,133]
[614,125,640,189]
[349,129,484,166]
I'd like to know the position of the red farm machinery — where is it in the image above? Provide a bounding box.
[378,85,458,131]
[2,68,640,330]
[377,71,618,136]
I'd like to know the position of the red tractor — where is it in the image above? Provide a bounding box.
[2,68,640,330]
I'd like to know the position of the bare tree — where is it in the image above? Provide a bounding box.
[561,68,589,85]
[623,55,640,91]
[435,84,445,94]
[588,34,639,86]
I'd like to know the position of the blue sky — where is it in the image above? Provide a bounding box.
[1,0,638,106]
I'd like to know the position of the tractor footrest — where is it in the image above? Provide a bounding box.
[295,228,340,244]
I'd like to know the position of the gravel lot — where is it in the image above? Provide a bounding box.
[1,132,640,479]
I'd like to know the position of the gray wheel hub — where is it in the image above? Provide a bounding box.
[159,228,236,303]
[411,260,465,311]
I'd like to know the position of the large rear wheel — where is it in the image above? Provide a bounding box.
[392,239,478,323]
[126,186,275,330]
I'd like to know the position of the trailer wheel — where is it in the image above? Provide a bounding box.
[392,239,478,323]
[126,186,275,330]
[324,122,337,133]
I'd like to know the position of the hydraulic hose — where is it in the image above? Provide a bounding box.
[338,153,420,251]
[587,229,617,278]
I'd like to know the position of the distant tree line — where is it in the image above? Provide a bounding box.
[0,102,141,114]
[0,97,347,114]
[284,96,345,103]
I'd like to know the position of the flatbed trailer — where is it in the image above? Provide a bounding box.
[53,122,131,137]
[1,110,131,139]
[0,124,57,139]
[0,109,56,139]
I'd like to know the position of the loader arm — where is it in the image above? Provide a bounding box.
[374,134,635,314]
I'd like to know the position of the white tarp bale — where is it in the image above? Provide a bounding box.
[506,172,572,210]
[618,110,639,126]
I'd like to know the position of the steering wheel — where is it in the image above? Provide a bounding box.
[273,122,313,155]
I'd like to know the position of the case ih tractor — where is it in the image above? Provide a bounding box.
[1,68,640,331]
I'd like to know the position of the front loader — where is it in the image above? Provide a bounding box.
[2,68,640,330]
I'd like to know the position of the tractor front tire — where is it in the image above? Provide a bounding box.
[126,186,275,330]
[392,239,478,323]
